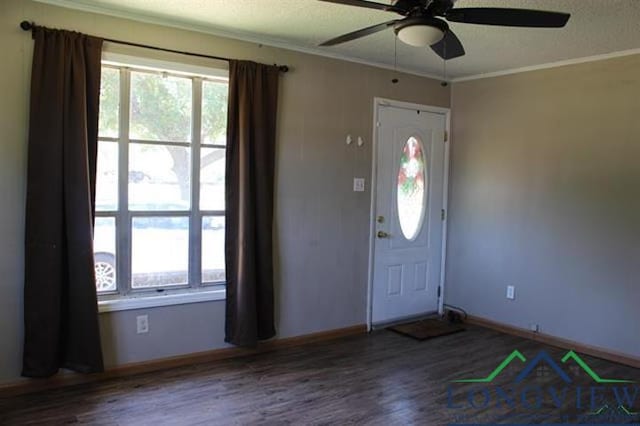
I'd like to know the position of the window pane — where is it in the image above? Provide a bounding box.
[202,80,228,145]
[96,141,118,211]
[130,71,192,142]
[200,148,225,211]
[99,67,119,138]
[94,217,116,292]
[202,216,225,283]
[397,136,427,241]
[132,217,189,288]
[129,143,191,211]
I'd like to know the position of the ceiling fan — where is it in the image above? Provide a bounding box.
[318,0,570,60]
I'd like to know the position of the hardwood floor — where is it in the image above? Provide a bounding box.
[1,325,638,425]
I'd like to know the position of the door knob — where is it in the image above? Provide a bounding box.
[377,231,389,239]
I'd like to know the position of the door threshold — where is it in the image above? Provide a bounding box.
[370,311,440,330]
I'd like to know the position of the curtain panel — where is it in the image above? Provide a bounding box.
[23,27,104,377]
[225,60,280,346]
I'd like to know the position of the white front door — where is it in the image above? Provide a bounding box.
[371,102,447,326]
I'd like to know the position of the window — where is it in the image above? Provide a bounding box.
[397,136,427,241]
[95,57,228,299]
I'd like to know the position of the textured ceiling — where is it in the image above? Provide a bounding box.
[39,0,640,79]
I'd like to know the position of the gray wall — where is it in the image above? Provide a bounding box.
[446,55,640,358]
[0,0,449,384]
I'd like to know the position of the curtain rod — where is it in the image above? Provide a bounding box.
[19,21,289,73]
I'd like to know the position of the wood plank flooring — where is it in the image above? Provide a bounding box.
[1,325,638,425]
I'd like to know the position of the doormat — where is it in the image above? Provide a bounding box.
[388,318,465,341]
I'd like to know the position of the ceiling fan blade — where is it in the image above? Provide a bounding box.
[319,20,397,47]
[430,29,465,60]
[318,0,406,14]
[445,8,570,28]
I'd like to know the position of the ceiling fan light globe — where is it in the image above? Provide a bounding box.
[397,25,444,47]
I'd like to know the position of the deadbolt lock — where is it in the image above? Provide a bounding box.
[377,216,385,223]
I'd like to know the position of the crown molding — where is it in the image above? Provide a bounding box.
[30,0,640,84]
[452,48,640,83]
[31,0,446,82]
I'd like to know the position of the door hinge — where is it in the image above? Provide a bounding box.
[437,286,442,298]
[441,209,446,221]
[444,130,449,142]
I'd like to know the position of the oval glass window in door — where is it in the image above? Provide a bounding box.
[397,136,427,240]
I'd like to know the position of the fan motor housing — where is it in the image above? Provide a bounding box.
[392,0,423,13]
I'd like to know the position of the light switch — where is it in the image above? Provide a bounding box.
[353,178,365,192]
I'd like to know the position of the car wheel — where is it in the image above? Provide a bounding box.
[94,253,116,291]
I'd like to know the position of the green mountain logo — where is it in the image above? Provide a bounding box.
[589,403,638,416]
[452,350,526,383]
[452,349,635,384]
[561,351,634,384]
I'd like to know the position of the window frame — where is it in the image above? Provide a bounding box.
[96,53,229,304]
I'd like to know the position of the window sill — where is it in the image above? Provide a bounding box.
[98,289,226,313]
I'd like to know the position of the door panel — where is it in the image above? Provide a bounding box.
[372,104,446,325]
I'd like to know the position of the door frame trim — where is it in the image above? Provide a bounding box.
[366,98,451,331]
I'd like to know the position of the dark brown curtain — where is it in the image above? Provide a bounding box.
[225,60,280,346]
[23,27,104,377]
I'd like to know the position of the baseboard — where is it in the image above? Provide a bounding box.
[466,315,640,369]
[0,324,367,397]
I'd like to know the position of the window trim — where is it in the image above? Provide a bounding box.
[96,52,228,304]
[98,288,226,313]
[102,52,229,80]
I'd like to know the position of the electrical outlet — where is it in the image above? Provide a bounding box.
[506,285,515,300]
[353,178,365,192]
[136,315,149,334]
